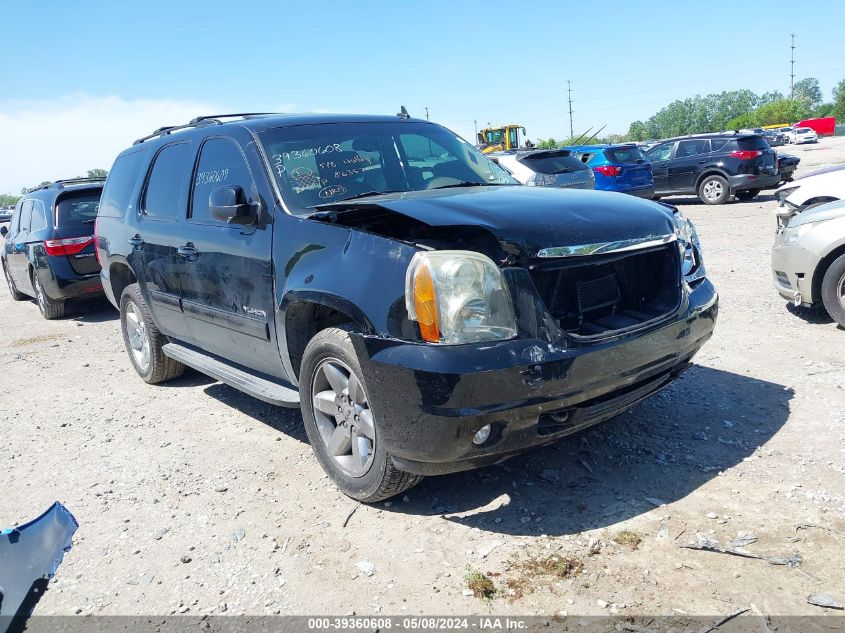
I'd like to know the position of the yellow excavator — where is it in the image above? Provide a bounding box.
[477,124,528,153]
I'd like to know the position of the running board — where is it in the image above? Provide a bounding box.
[162,343,300,408]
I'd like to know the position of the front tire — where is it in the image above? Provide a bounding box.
[3,263,26,301]
[33,272,65,319]
[735,188,760,201]
[299,327,422,502]
[120,283,185,384]
[821,254,845,328]
[698,175,730,205]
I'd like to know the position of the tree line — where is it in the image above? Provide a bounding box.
[627,77,845,141]
[0,169,108,209]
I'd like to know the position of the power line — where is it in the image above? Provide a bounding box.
[790,33,796,98]
[567,80,574,138]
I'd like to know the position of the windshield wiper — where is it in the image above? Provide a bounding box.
[428,181,511,190]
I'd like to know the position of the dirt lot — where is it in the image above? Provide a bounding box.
[2,138,844,619]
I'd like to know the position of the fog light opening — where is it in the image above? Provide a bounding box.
[472,424,493,446]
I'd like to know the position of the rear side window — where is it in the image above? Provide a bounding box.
[518,152,588,175]
[603,147,645,163]
[57,191,101,227]
[100,149,147,218]
[710,138,729,152]
[675,140,709,158]
[191,138,255,224]
[646,144,672,161]
[29,200,48,231]
[737,136,769,151]
[143,143,193,219]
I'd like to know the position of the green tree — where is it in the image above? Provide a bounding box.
[813,103,834,118]
[627,120,648,141]
[793,77,822,109]
[86,169,108,179]
[832,79,845,121]
[0,193,20,207]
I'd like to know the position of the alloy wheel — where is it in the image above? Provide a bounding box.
[310,358,376,478]
[124,300,151,372]
[703,180,723,202]
[34,276,47,313]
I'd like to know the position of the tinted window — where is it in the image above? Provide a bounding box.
[100,149,147,218]
[646,144,672,161]
[143,143,192,218]
[9,200,23,234]
[710,138,729,152]
[191,138,254,224]
[676,140,709,158]
[737,136,769,151]
[18,200,33,232]
[29,200,48,231]
[603,146,645,163]
[57,191,102,227]
[518,152,589,175]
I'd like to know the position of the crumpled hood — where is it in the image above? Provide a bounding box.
[789,198,845,227]
[324,186,676,258]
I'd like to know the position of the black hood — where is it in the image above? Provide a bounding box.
[314,186,676,259]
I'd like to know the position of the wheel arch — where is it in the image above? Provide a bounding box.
[281,292,375,382]
[108,261,137,305]
[812,243,845,307]
[694,169,730,190]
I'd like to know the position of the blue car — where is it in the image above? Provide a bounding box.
[565,144,655,198]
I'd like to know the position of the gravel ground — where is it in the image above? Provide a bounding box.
[2,138,844,618]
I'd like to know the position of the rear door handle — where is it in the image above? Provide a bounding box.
[128,236,144,250]
[698,159,707,164]
[177,244,199,261]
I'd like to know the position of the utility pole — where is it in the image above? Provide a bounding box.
[567,80,574,139]
[790,34,796,98]
[424,107,430,121]
[474,119,478,140]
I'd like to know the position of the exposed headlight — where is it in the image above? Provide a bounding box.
[672,212,703,279]
[783,223,812,246]
[405,250,517,344]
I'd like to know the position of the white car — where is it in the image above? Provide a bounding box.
[490,149,595,190]
[776,168,845,219]
[788,127,818,144]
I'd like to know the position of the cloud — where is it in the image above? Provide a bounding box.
[0,93,220,193]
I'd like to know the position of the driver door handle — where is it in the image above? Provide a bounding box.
[177,244,199,261]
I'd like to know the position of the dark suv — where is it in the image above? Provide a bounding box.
[644,134,779,204]
[96,113,717,502]
[2,179,104,318]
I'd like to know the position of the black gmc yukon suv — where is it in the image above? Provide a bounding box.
[95,113,718,502]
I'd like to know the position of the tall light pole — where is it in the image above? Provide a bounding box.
[790,34,796,98]
[567,80,574,139]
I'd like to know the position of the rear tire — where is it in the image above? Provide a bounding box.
[698,174,730,205]
[821,254,845,328]
[735,188,760,201]
[120,283,185,384]
[3,263,26,301]
[33,272,65,319]
[299,326,423,502]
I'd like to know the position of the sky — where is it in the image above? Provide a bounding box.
[2,0,845,193]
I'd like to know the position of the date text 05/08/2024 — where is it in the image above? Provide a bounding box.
[307,617,529,631]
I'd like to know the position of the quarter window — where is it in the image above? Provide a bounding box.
[143,143,192,219]
[191,138,255,224]
[30,200,49,231]
[18,200,33,232]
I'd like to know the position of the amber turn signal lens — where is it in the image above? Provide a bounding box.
[413,263,440,342]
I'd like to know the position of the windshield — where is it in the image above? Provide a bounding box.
[484,129,505,144]
[259,121,517,214]
[518,151,589,174]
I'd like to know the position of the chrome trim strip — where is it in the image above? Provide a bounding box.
[537,233,677,258]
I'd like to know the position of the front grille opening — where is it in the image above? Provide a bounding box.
[530,245,681,338]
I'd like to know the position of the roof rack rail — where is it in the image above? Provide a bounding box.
[133,113,278,145]
[27,177,107,193]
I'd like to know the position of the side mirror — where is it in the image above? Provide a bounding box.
[209,185,253,224]
[0,225,7,237]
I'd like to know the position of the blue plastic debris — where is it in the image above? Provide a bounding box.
[0,502,78,628]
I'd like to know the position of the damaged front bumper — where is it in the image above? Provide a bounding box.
[771,238,821,307]
[355,278,718,476]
